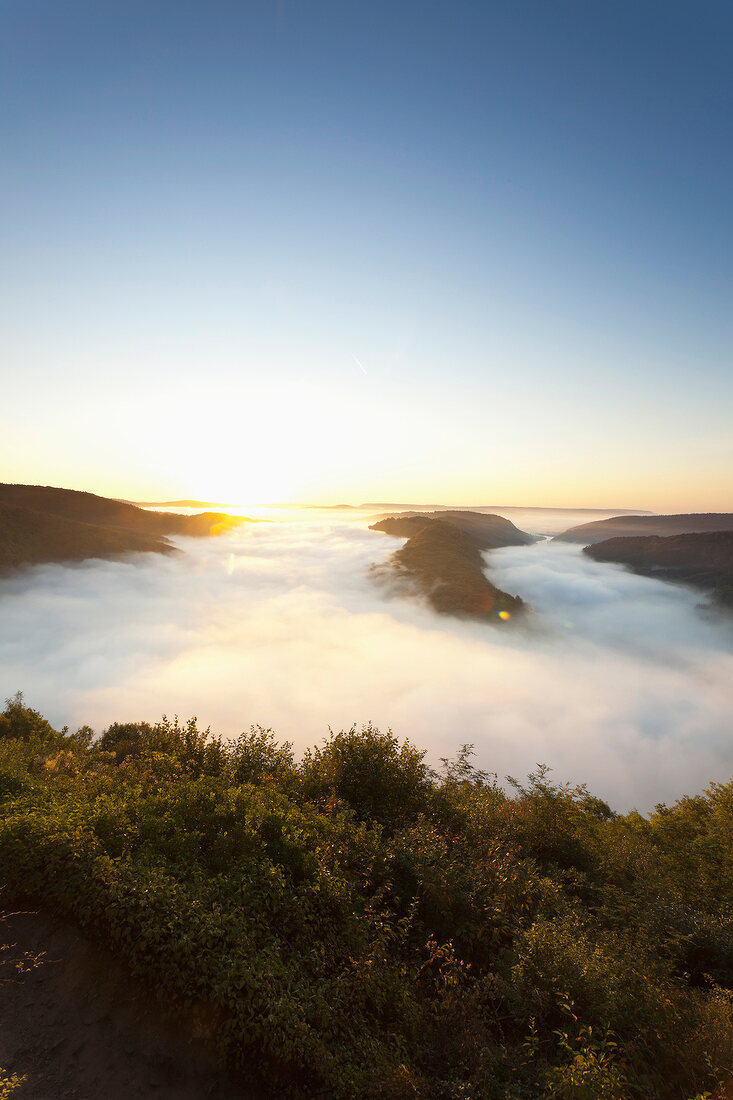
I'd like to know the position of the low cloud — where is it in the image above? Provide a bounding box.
[1,521,732,812]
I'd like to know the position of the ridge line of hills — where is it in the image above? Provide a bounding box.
[554,513,733,607]
[556,512,733,544]
[120,498,233,508]
[0,484,252,574]
[317,502,655,514]
[370,508,733,616]
[584,530,733,607]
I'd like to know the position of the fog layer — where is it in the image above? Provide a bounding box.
[2,520,731,811]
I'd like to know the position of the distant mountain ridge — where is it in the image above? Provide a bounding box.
[556,513,733,544]
[358,503,652,515]
[124,499,233,509]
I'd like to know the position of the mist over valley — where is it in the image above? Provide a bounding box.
[2,495,731,813]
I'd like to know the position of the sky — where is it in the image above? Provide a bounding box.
[1,1,731,510]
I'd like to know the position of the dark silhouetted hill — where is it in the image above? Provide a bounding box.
[585,530,733,606]
[0,502,175,573]
[370,510,536,548]
[557,513,733,544]
[0,484,254,574]
[373,519,524,621]
[0,484,251,539]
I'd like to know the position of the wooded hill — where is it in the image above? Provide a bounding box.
[371,510,537,548]
[585,530,733,607]
[370,511,529,622]
[0,501,174,573]
[557,513,733,545]
[0,484,251,574]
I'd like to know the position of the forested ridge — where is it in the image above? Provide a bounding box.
[585,531,733,608]
[370,519,526,621]
[557,515,733,545]
[0,484,252,574]
[1,695,732,1098]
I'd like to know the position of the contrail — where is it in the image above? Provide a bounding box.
[352,354,368,376]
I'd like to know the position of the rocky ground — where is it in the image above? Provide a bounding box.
[0,908,254,1100]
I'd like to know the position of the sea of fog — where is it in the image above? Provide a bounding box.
[1,513,732,812]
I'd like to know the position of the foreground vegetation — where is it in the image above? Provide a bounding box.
[1,695,732,1098]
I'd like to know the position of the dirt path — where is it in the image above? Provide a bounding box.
[0,909,254,1099]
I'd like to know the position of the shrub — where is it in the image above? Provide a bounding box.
[0,693,61,745]
[0,700,732,1097]
[299,724,432,830]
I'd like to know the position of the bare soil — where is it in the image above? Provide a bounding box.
[0,908,255,1099]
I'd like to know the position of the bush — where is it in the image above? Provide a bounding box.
[0,693,61,745]
[299,724,433,830]
[0,697,731,1097]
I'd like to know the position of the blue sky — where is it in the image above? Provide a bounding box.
[1,1,731,508]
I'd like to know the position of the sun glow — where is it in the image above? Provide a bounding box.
[185,461,296,509]
[154,379,361,507]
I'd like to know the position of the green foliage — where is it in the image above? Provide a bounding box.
[0,692,61,744]
[299,724,433,829]
[228,725,295,786]
[98,719,157,761]
[100,715,229,776]
[0,695,732,1098]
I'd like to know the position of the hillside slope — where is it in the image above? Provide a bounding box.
[585,530,733,605]
[374,519,524,620]
[0,484,249,539]
[0,502,175,573]
[370,510,536,548]
[557,513,733,544]
[0,908,250,1100]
